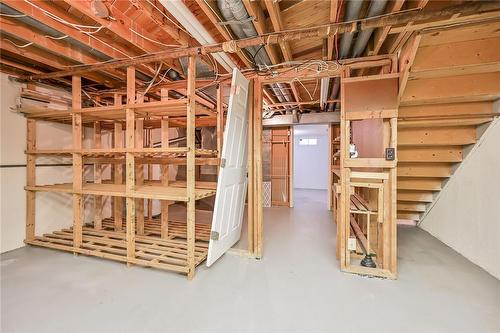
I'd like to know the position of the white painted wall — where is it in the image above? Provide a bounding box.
[420,103,500,279]
[0,73,104,253]
[293,125,329,190]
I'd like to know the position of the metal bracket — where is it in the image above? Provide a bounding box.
[221,158,226,168]
[210,231,219,241]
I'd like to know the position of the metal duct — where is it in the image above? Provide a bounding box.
[0,3,169,83]
[338,0,364,59]
[351,0,388,58]
[160,0,236,72]
[217,0,293,107]
[327,0,364,111]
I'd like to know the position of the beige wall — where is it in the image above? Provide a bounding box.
[0,73,107,253]
[420,101,500,279]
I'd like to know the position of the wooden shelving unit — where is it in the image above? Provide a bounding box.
[336,70,399,279]
[23,56,220,279]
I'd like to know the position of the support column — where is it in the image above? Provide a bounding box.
[93,121,103,230]
[113,93,123,231]
[246,81,254,254]
[26,119,36,242]
[253,78,263,259]
[72,75,83,252]
[126,66,136,264]
[186,56,196,279]
[160,88,170,239]
[216,84,224,157]
[135,93,144,235]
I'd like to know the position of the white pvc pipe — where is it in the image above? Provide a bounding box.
[159,0,236,72]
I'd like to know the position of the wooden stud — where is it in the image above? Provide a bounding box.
[93,121,103,230]
[254,78,264,258]
[126,66,136,263]
[72,75,83,252]
[113,93,123,231]
[216,84,224,157]
[26,119,36,242]
[160,88,170,239]
[186,56,196,279]
[135,116,145,235]
[247,80,255,254]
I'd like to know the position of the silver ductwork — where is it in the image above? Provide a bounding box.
[352,0,388,58]
[338,0,364,59]
[217,0,293,109]
[327,0,387,111]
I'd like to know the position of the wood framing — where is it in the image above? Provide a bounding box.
[23,55,220,279]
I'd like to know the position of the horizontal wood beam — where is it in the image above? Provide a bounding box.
[397,202,427,212]
[398,126,477,146]
[411,36,500,79]
[397,212,421,220]
[23,1,500,80]
[397,190,434,203]
[397,163,452,178]
[397,178,443,191]
[0,17,123,83]
[401,72,500,105]
[1,0,156,78]
[398,147,463,163]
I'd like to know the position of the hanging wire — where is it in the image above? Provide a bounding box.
[0,13,27,18]
[129,28,183,48]
[2,39,33,48]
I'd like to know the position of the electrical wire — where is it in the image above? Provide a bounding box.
[145,0,192,37]
[44,35,69,40]
[2,38,33,48]
[129,28,184,48]
[0,13,27,18]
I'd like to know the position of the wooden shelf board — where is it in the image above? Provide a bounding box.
[26,148,217,157]
[26,227,209,274]
[19,99,215,122]
[95,217,212,241]
[25,183,216,201]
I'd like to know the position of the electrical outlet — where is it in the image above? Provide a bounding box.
[348,237,357,251]
[385,148,395,161]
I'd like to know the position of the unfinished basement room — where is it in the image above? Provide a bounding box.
[1,1,499,332]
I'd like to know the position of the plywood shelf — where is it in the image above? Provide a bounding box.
[17,99,215,123]
[26,148,218,158]
[27,227,208,274]
[94,218,212,241]
[25,183,216,201]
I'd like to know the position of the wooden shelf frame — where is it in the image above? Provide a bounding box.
[337,70,399,279]
[24,55,218,279]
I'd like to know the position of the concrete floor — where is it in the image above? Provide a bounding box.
[1,189,499,333]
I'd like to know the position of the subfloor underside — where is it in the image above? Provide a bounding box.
[2,189,499,333]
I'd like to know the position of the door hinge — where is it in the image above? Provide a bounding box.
[220,158,226,168]
[210,231,220,240]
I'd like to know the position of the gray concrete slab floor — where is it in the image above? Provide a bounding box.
[1,189,499,333]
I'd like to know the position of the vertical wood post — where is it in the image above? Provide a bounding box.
[93,121,103,230]
[253,78,263,259]
[216,83,224,157]
[26,119,36,242]
[186,55,196,279]
[113,93,123,231]
[247,80,254,254]
[72,75,83,252]
[125,66,136,263]
[160,88,170,239]
[135,93,144,235]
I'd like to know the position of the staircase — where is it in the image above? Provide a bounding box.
[396,21,500,221]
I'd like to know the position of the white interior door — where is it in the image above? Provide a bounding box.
[206,68,249,267]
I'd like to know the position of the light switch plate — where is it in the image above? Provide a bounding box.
[348,237,357,251]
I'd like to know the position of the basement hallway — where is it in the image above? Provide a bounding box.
[1,189,499,333]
